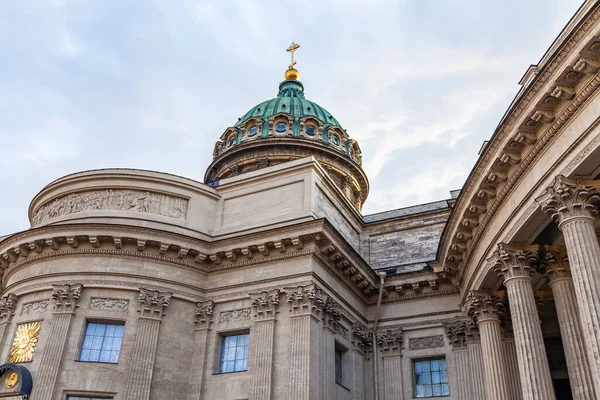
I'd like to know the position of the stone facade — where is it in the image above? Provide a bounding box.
[1,2,600,399]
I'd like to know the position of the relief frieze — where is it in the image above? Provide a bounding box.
[219,308,251,323]
[22,300,49,315]
[32,189,188,225]
[90,298,130,312]
[409,335,444,350]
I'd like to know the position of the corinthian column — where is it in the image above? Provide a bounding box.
[351,323,371,400]
[124,288,172,400]
[376,327,403,400]
[465,292,511,400]
[33,284,82,400]
[543,246,594,400]
[248,289,280,400]
[0,293,18,348]
[285,283,327,400]
[492,244,555,400]
[538,176,600,397]
[187,300,214,400]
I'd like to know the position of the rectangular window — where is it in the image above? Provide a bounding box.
[414,358,449,398]
[335,348,343,385]
[79,322,125,364]
[67,397,113,400]
[219,333,249,373]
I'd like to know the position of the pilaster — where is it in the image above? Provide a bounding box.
[248,289,280,400]
[492,244,555,400]
[544,246,595,400]
[0,293,18,349]
[32,284,82,400]
[351,323,371,400]
[538,176,600,397]
[285,283,327,400]
[124,288,172,400]
[443,318,477,400]
[376,327,403,400]
[187,300,214,400]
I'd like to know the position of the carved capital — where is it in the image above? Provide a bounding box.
[492,243,540,282]
[138,288,172,319]
[351,322,372,353]
[465,291,505,323]
[543,246,572,284]
[251,289,280,320]
[376,327,403,354]
[537,175,600,226]
[195,300,214,329]
[285,283,327,319]
[0,294,18,323]
[51,283,82,313]
[323,297,341,331]
[443,318,477,348]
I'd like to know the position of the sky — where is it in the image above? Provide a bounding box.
[0,0,585,235]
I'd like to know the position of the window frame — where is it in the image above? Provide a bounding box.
[66,395,114,400]
[275,122,287,133]
[77,320,126,365]
[247,126,258,137]
[412,356,450,398]
[216,330,250,374]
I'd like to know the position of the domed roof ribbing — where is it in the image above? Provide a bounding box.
[235,79,341,128]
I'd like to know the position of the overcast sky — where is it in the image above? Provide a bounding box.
[0,0,584,235]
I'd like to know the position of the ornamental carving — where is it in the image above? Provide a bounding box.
[543,246,572,283]
[90,298,129,312]
[443,318,478,348]
[492,244,540,281]
[10,321,42,363]
[465,291,506,323]
[219,308,251,323]
[251,289,280,320]
[195,300,214,329]
[352,322,372,353]
[0,294,18,323]
[31,189,189,225]
[138,288,172,319]
[323,297,341,331]
[377,327,403,354]
[409,335,444,350]
[537,175,600,225]
[285,283,327,318]
[51,283,83,312]
[22,300,48,315]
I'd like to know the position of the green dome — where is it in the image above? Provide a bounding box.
[235,80,341,127]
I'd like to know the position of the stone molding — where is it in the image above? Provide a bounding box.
[537,175,600,226]
[376,327,403,354]
[31,189,189,226]
[89,298,129,312]
[138,288,172,319]
[409,335,444,351]
[438,6,600,279]
[195,300,214,329]
[285,283,327,319]
[0,293,18,323]
[465,291,506,323]
[51,283,82,313]
[250,289,280,320]
[443,318,477,348]
[491,243,540,282]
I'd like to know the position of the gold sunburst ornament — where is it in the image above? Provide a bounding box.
[10,321,42,363]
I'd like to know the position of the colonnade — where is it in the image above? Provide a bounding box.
[466,176,600,400]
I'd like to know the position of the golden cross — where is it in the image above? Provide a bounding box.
[286,42,300,69]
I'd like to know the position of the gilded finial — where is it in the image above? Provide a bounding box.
[285,41,300,80]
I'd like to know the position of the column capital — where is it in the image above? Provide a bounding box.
[443,317,477,349]
[351,322,372,354]
[51,283,83,313]
[251,289,280,321]
[323,297,341,332]
[537,175,600,226]
[376,327,403,355]
[284,283,327,319]
[138,287,172,319]
[465,291,506,323]
[195,300,214,330]
[543,245,572,284]
[0,293,18,324]
[492,243,540,282]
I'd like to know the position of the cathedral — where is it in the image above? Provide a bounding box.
[1,1,600,400]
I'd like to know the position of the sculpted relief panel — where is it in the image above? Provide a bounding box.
[32,189,189,225]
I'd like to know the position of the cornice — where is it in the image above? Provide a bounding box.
[439,5,600,285]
